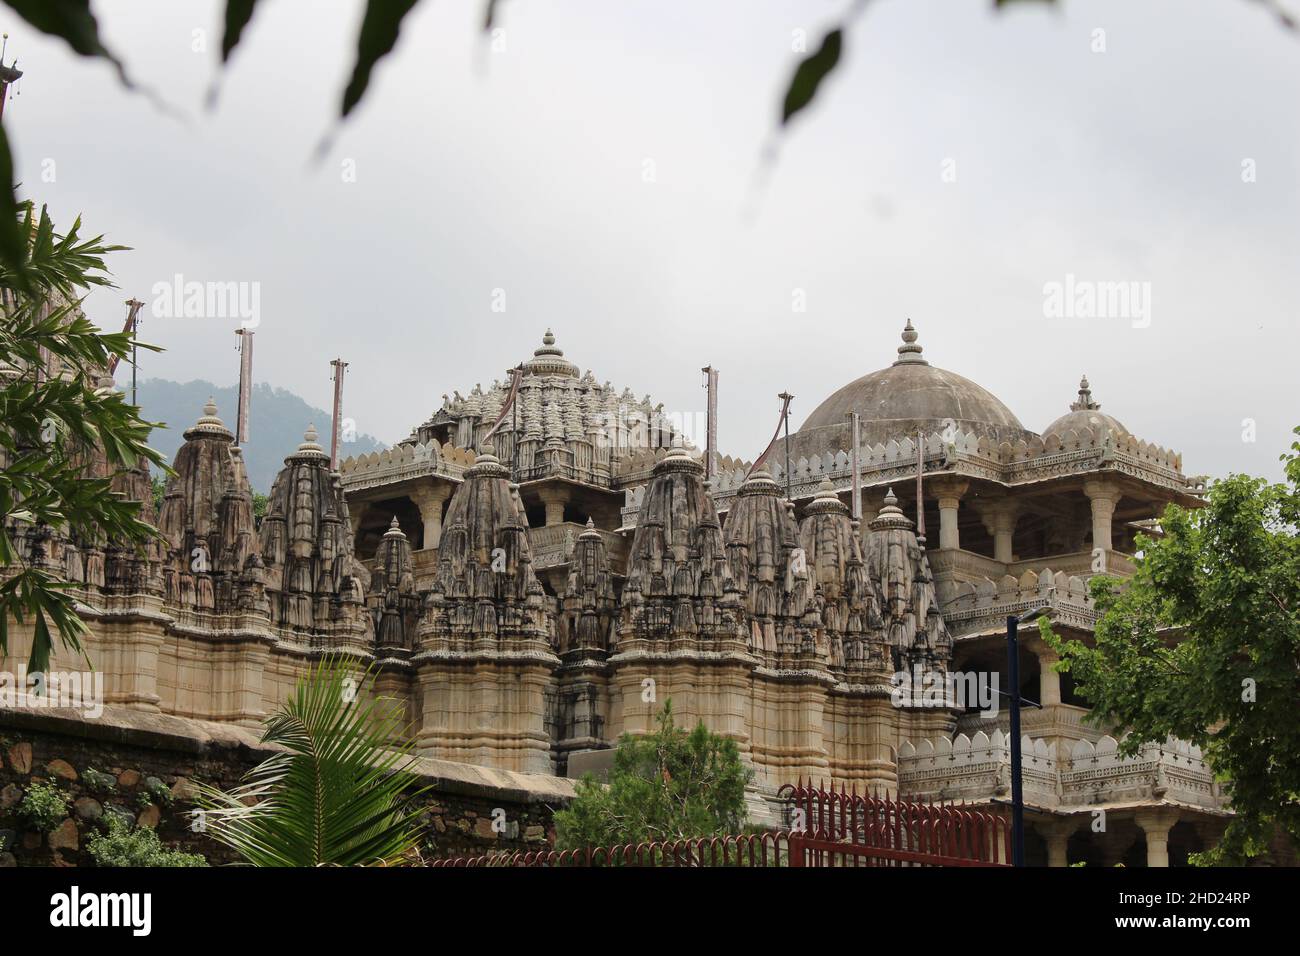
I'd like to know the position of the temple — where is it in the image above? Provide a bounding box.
[1,323,1228,865]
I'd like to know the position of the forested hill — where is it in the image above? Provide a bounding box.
[137,379,388,494]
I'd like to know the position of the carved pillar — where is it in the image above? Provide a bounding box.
[410,485,451,551]
[1038,818,1078,868]
[537,486,569,526]
[1083,479,1121,556]
[1135,808,1180,868]
[991,502,1020,564]
[931,479,967,551]
[1034,645,1062,707]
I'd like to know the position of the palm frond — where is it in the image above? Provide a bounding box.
[194,656,428,866]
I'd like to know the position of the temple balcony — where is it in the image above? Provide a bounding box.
[528,521,629,576]
[899,730,1225,815]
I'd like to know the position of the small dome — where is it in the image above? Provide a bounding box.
[1042,376,1131,442]
[792,321,1031,458]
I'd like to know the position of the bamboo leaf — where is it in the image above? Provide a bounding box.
[340,0,420,119]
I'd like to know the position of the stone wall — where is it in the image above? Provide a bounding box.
[0,705,575,867]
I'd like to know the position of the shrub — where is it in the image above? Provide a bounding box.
[19,780,70,833]
[86,815,207,867]
[553,700,751,850]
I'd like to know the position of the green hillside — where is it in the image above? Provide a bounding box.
[137,379,388,494]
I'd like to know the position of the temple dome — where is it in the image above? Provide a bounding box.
[792,321,1031,458]
[1042,375,1131,442]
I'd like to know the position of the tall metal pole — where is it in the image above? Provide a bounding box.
[329,358,348,471]
[123,298,144,406]
[1007,614,1025,867]
[914,428,925,545]
[848,411,862,520]
[778,391,794,499]
[235,328,254,446]
[701,366,718,482]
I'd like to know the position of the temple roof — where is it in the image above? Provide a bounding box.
[412,329,686,459]
[1041,375,1132,443]
[795,322,1030,453]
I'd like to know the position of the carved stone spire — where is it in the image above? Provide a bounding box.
[798,478,887,674]
[421,444,552,649]
[258,423,370,636]
[863,487,951,668]
[369,516,419,653]
[158,400,257,612]
[558,518,617,658]
[724,468,804,656]
[619,445,741,645]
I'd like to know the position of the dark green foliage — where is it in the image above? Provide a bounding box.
[553,701,751,851]
[194,655,429,866]
[1043,427,1300,864]
[19,779,70,832]
[87,815,207,867]
[0,202,167,672]
[782,28,843,125]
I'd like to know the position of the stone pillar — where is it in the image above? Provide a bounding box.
[991,503,1020,564]
[1034,645,1061,707]
[1039,818,1078,868]
[1135,808,1180,867]
[410,485,451,551]
[1083,479,1122,556]
[932,479,968,551]
[537,486,569,527]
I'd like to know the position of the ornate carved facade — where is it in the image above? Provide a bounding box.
[1,325,1228,865]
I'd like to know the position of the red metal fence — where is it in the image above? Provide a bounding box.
[426,780,1010,868]
[780,779,1011,867]
[427,831,792,867]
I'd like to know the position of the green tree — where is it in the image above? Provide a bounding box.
[1043,427,1300,864]
[553,700,751,851]
[0,202,166,672]
[194,655,429,867]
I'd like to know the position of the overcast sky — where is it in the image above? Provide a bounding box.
[8,0,1298,480]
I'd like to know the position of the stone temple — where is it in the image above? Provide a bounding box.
[2,323,1230,865]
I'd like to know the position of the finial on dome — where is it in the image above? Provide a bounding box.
[893,319,928,366]
[293,423,325,456]
[1070,374,1100,412]
[185,397,233,440]
[883,487,899,506]
[542,329,555,347]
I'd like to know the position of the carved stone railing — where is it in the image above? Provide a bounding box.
[339,440,473,493]
[618,423,1198,530]
[527,522,629,573]
[939,566,1100,639]
[899,732,1223,811]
